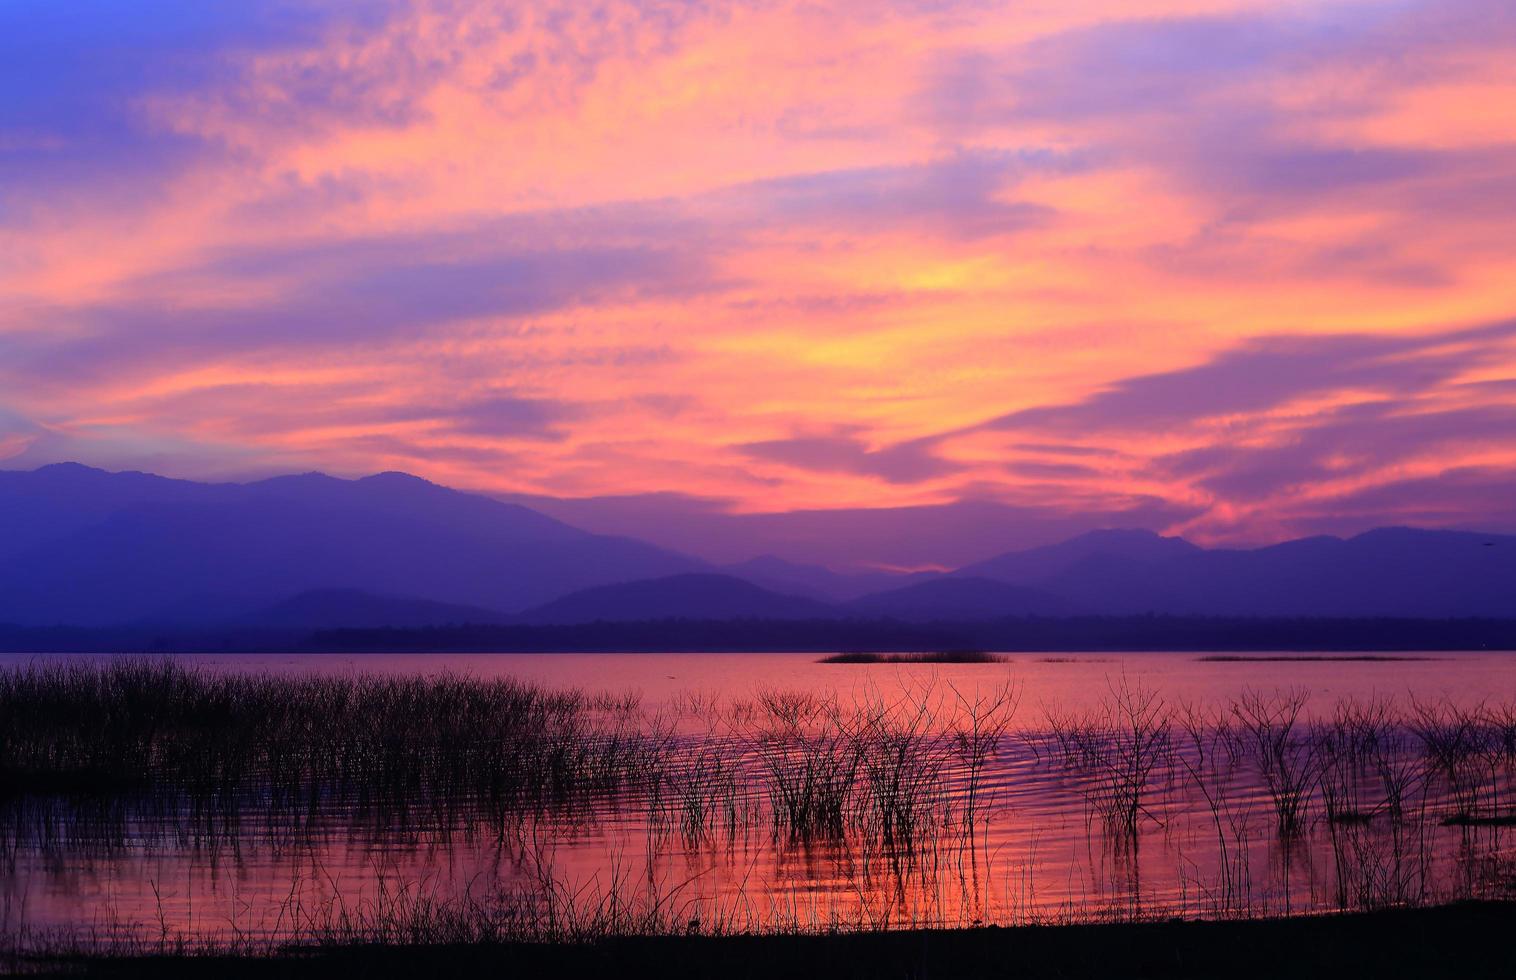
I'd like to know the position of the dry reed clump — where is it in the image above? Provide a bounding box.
[650,732,749,846]
[746,681,996,851]
[0,659,663,835]
[750,692,860,843]
[849,684,953,848]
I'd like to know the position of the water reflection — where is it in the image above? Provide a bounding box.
[4,654,1516,950]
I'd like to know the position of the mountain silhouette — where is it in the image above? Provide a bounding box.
[719,555,920,601]
[956,528,1201,583]
[514,573,837,624]
[4,463,1515,629]
[243,589,513,629]
[0,463,700,626]
[845,577,1079,621]
[1178,527,1516,616]
[968,527,1516,617]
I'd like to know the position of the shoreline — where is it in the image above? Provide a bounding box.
[5,614,1516,654]
[16,902,1516,978]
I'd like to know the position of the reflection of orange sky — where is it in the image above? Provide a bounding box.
[3,0,1516,541]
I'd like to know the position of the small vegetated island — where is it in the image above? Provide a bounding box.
[819,650,1007,664]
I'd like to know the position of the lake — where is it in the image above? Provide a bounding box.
[4,650,1516,949]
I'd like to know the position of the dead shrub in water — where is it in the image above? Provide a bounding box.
[1090,678,1171,839]
[1313,697,1432,910]
[948,680,1021,832]
[1172,703,1256,918]
[755,689,827,729]
[18,664,1516,941]
[1038,679,1171,841]
[1231,688,1317,835]
[1485,701,1516,768]
[1408,696,1497,823]
[1314,697,1396,826]
[1040,703,1109,773]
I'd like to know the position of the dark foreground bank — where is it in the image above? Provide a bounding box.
[15,903,1516,979]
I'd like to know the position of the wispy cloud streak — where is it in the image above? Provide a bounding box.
[1,0,1513,545]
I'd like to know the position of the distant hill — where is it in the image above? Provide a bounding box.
[964,526,1516,617]
[956,528,1201,583]
[845,576,1079,621]
[243,590,512,629]
[0,464,701,626]
[720,555,921,601]
[515,573,838,624]
[0,462,231,564]
[1036,530,1516,612]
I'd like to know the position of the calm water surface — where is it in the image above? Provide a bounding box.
[28,649,1509,710]
[6,650,1516,945]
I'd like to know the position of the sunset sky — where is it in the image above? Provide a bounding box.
[3,0,1515,564]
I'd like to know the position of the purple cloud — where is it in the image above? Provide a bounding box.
[506,490,1202,568]
[974,321,1516,435]
[723,148,1073,238]
[0,1,403,211]
[736,433,958,484]
[1282,466,1516,539]
[1157,400,1516,502]
[1,240,710,388]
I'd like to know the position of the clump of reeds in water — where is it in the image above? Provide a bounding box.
[1040,677,1171,841]
[751,690,860,842]
[850,686,953,848]
[650,733,749,846]
[0,658,663,848]
[819,651,1005,664]
[748,683,966,852]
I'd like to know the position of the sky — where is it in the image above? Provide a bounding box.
[3,0,1515,566]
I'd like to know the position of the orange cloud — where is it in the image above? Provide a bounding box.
[2,0,1515,544]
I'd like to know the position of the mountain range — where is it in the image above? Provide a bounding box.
[0,463,696,626]
[1,463,1513,629]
